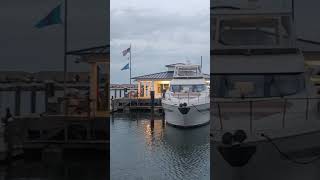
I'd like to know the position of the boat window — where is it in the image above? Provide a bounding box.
[220,18,278,45]
[212,74,305,98]
[217,16,292,46]
[170,84,207,93]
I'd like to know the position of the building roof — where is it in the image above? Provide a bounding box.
[133,71,173,80]
[0,71,91,83]
[132,71,210,81]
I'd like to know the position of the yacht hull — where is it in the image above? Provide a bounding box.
[211,131,320,180]
[162,102,210,127]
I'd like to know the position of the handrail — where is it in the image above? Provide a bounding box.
[213,97,320,131]
[164,91,210,105]
[214,97,320,103]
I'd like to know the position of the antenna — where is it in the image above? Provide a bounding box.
[201,56,203,71]
[292,0,295,20]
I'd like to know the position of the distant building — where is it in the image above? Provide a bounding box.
[132,63,210,98]
[0,71,109,83]
[33,71,90,82]
[0,71,31,82]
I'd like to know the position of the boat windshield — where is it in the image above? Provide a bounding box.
[212,74,305,98]
[174,66,202,77]
[170,84,207,93]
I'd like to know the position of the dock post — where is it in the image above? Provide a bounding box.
[14,86,21,116]
[111,96,114,113]
[150,91,155,128]
[45,82,55,113]
[44,89,48,113]
[162,111,165,127]
[3,108,12,162]
[31,87,37,113]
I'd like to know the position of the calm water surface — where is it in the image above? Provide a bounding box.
[110,113,210,180]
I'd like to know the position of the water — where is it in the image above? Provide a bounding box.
[2,152,109,180]
[110,113,210,180]
[0,91,209,179]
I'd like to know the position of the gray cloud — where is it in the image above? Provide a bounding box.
[111,2,210,83]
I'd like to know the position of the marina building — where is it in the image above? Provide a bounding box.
[132,63,210,98]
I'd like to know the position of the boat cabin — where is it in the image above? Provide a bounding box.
[132,63,210,98]
[211,0,306,98]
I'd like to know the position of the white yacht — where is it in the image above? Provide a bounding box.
[211,0,320,179]
[162,64,210,127]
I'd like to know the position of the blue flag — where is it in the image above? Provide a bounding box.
[35,4,62,28]
[121,63,129,71]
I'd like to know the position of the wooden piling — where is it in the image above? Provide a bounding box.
[44,90,48,113]
[150,91,155,128]
[31,87,36,113]
[111,97,115,113]
[14,86,21,116]
[162,111,165,127]
[44,82,55,113]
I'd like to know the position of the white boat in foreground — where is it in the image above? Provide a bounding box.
[162,64,210,127]
[211,0,320,179]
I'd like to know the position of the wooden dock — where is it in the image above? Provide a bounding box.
[111,98,163,113]
[2,114,109,161]
[0,82,111,161]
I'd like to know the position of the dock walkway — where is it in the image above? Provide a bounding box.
[2,113,109,161]
[111,98,163,113]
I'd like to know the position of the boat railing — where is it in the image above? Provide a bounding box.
[164,91,210,105]
[212,97,320,133]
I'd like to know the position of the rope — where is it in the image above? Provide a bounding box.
[261,133,320,165]
[191,104,208,114]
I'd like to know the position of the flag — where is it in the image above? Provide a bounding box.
[121,63,129,71]
[122,47,131,56]
[35,4,62,28]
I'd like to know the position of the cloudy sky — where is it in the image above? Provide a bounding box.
[1,0,320,83]
[110,0,210,84]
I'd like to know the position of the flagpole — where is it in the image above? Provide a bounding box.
[130,44,132,85]
[63,0,68,115]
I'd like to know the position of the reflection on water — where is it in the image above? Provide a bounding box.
[110,113,210,180]
[2,151,109,180]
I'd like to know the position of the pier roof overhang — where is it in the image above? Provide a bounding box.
[67,45,110,63]
[132,71,210,81]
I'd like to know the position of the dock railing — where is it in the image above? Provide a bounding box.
[212,97,320,134]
